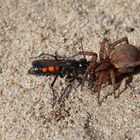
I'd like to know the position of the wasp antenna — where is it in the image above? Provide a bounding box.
[79,38,86,60]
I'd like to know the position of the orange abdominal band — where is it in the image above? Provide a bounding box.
[41,67,48,73]
[41,66,60,73]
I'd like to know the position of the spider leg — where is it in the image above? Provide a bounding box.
[81,58,97,90]
[99,37,129,60]
[95,61,111,72]
[111,37,129,49]
[94,71,106,105]
[109,69,117,99]
[69,51,97,59]
[99,38,109,60]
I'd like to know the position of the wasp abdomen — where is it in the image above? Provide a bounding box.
[41,66,61,73]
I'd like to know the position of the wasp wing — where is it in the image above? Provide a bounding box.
[32,59,74,68]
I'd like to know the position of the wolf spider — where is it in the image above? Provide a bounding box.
[82,37,140,104]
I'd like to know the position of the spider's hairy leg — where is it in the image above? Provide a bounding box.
[111,37,129,49]
[109,69,117,99]
[99,38,109,60]
[94,71,106,105]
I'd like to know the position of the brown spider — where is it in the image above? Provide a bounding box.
[83,37,140,104]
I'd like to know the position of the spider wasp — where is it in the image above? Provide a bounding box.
[28,52,90,87]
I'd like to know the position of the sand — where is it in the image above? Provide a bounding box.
[0,0,140,140]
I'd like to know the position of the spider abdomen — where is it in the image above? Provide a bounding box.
[110,44,140,69]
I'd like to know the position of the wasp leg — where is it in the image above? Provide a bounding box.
[58,84,73,105]
[51,75,59,108]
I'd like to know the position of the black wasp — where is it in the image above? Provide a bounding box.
[28,52,93,106]
[28,52,90,87]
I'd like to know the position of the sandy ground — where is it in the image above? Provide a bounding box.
[0,0,140,140]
